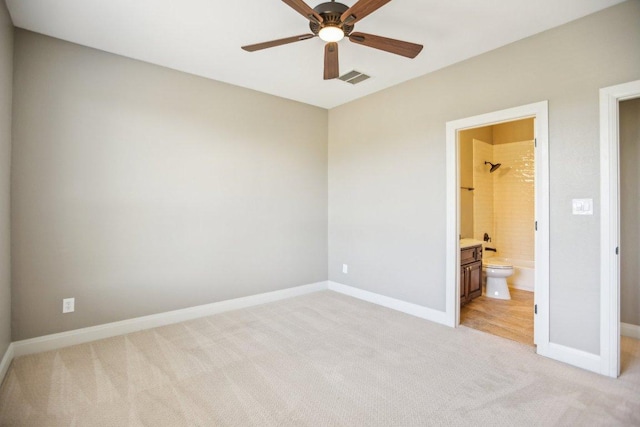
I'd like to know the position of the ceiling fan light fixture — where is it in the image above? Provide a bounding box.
[241,0,424,80]
[318,25,344,42]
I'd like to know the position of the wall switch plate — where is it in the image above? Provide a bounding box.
[342,264,348,274]
[63,297,75,313]
[572,198,593,215]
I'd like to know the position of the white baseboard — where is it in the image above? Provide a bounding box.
[327,281,448,326]
[539,342,601,374]
[621,322,640,339]
[5,279,629,382]
[12,281,328,358]
[0,343,14,386]
[509,284,534,293]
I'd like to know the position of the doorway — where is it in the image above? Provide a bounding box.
[445,101,550,356]
[619,98,640,374]
[457,119,536,345]
[600,79,640,378]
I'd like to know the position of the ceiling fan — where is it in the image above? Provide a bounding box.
[241,0,423,80]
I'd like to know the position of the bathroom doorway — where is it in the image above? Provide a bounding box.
[457,118,536,345]
[445,101,550,355]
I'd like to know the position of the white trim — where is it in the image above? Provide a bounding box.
[545,343,601,374]
[510,284,534,293]
[599,79,640,378]
[328,281,449,325]
[445,118,459,328]
[445,101,550,355]
[0,343,14,386]
[12,281,328,357]
[3,279,631,384]
[621,323,640,339]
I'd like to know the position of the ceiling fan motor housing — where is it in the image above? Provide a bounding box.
[310,2,354,36]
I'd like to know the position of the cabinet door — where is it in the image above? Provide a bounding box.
[467,261,483,299]
[460,266,467,304]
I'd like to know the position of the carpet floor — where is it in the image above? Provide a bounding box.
[0,291,638,426]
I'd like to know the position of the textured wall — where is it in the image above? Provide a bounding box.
[0,1,13,356]
[620,97,640,326]
[11,30,328,340]
[328,1,640,354]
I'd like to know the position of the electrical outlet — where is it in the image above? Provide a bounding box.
[342,264,348,274]
[63,298,75,313]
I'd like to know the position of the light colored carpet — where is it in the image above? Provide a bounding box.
[0,291,639,426]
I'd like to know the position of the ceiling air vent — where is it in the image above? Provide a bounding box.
[339,70,370,85]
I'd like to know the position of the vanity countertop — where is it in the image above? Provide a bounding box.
[460,238,484,249]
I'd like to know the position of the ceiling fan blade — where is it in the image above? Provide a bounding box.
[242,34,315,52]
[282,0,323,24]
[324,42,339,80]
[340,0,391,25]
[349,32,423,58]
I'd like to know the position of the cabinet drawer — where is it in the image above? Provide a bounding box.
[461,247,477,264]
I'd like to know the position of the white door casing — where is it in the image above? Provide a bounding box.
[599,79,640,378]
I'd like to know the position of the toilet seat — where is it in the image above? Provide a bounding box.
[483,259,512,269]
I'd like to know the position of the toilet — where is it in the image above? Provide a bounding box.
[483,259,514,300]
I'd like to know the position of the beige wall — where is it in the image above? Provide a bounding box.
[473,139,494,243]
[0,0,13,356]
[328,1,640,354]
[620,97,640,326]
[459,126,492,238]
[4,1,640,358]
[11,30,328,340]
[493,119,534,145]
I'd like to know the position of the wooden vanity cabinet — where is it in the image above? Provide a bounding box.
[460,244,482,305]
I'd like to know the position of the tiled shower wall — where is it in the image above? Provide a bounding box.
[493,141,535,260]
[473,139,535,261]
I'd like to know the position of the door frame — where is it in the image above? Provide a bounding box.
[445,101,550,354]
[599,79,640,378]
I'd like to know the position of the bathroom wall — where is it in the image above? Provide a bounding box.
[492,140,535,260]
[620,97,640,327]
[459,141,473,238]
[472,139,494,243]
[468,119,534,260]
[493,119,534,144]
[459,126,493,238]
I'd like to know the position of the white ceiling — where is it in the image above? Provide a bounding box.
[5,0,624,109]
